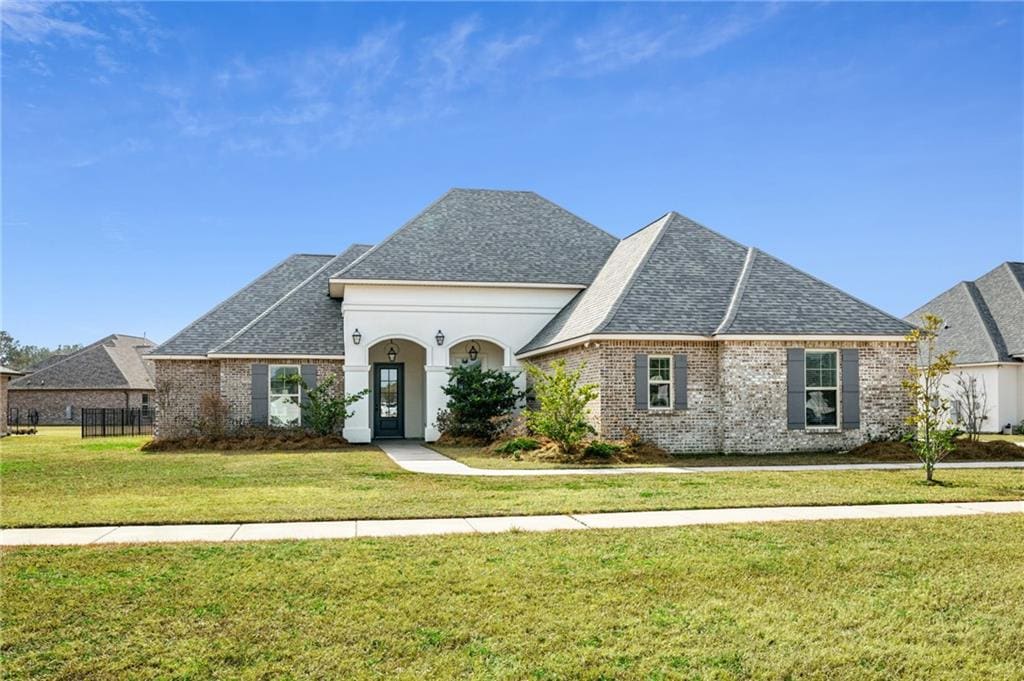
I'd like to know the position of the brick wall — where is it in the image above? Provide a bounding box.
[0,376,8,434]
[719,340,914,453]
[528,343,603,434]
[528,339,914,454]
[8,388,154,425]
[154,358,345,439]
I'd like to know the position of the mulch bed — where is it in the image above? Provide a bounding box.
[141,432,358,453]
[846,439,1024,462]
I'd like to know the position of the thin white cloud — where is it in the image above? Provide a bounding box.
[2,1,104,44]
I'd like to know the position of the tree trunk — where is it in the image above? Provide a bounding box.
[926,461,934,482]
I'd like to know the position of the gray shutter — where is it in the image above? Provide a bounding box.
[786,349,805,430]
[673,354,688,410]
[300,364,317,407]
[251,364,269,425]
[841,349,860,429]
[634,354,648,411]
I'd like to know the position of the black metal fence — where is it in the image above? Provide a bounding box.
[81,408,154,438]
[7,408,39,434]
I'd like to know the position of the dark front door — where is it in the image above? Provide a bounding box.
[373,363,404,438]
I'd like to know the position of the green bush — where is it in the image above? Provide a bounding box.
[524,359,598,456]
[297,374,369,436]
[495,437,540,455]
[439,364,525,441]
[583,440,622,459]
[1013,421,1024,436]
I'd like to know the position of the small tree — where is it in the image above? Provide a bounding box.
[524,359,599,456]
[297,373,369,436]
[952,373,989,442]
[438,364,524,441]
[902,313,958,482]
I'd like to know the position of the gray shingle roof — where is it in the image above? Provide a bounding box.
[10,335,155,390]
[521,212,912,353]
[0,365,23,376]
[150,254,336,356]
[905,262,1024,364]
[333,189,619,286]
[214,244,372,356]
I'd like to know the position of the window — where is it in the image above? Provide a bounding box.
[648,356,672,409]
[805,351,838,427]
[141,394,150,417]
[269,364,301,427]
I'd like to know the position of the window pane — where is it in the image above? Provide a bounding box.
[271,366,300,395]
[805,389,837,426]
[820,366,837,388]
[649,383,671,408]
[806,368,821,388]
[805,352,836,389]
[269,395,300,427]
[649,357,670,381]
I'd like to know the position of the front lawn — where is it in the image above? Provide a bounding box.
[1,428,1021,528]
[3,515,1022,679]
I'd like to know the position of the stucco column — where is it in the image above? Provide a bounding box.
[424,365,449,442]
[505,364,528,409]
[342,364,372,443]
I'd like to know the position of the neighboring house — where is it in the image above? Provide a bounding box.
[8,334,157,425]
[1,365,23,435]
[905,262,1024,433]
[150,189,915,453]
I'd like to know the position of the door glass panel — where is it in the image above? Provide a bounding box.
[379,369,398,418]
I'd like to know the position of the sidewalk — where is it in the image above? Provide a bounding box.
[377,440,1024,476]
[3,501,1020,547]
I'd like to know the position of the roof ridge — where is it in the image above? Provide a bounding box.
[19,336,111,377]
[151,254,322,355]
[212,252,348,353]
[714,247,756,335]
[1003,261,1024,299]
[331,190,458,279]
[962,281,1004,360]
[594,213,673,334]
[526,189,618,242]
[666,211,749,252]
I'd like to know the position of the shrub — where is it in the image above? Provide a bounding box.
[439,364,525,441]
[524,359,598,456]
[1013,421,1024,436]
[902,313,958,482]
[583,440,622,459]
[196,392,230,438]
[494,436,540,455]
[297,373,368,436]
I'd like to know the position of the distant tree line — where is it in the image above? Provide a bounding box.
[0,331,82,371]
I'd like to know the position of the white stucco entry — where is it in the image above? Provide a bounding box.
[339,282,579,442]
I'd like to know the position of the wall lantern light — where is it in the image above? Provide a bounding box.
[467,341,479,361]
[435,330,445,346]
[351,329,362,345]
[387,340,399,362]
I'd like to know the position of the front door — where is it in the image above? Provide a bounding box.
[373,363,404,438]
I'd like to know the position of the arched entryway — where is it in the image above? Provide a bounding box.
[447,338,507,371]
[367,338,427,439]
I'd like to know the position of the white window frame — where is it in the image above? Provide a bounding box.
[648,355,673,410]
[804,349,840,429]
[141,394,150,418]
[268,364,302,427]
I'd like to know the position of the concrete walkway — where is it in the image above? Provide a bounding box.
[2,501,1020,546]
[376,440,1024,477]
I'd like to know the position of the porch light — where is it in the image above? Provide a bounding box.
[435,330,445,346]
[351,329,362,345]
[467,341,479,361]
[387,341,399,362]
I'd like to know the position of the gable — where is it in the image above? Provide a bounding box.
[11,335,155,390]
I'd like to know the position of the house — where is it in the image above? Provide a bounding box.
[8,334,157,425]
[905,262,1024,433]
[1,365,23,435]
[149,189,915,453]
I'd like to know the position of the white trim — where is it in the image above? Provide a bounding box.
[516,333,712,358]
[341,302,569,315]
[951,361,1024,369]
[148,355,209,361]
[330,278,586,297]
[714,334,908,342]
[268,364,302,428]
[647,355,673,410]
[207,354,345,360]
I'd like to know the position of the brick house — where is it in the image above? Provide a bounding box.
[150,189,915,453]
[1,365,23,435]
[8,334,156,425]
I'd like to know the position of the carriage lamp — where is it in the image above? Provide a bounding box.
[351,329,362,345]
[467,342,479,361]
[387,341,399,362]
[435,330,445,346]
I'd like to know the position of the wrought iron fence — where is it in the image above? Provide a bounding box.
[81,408,154,438]
[7,408,39,434]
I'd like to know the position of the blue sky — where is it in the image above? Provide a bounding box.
[3,2,1022,347]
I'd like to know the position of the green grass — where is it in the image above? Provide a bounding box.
[3,515,1022,679]
[433,443,1024,470]
[1,428,1022,528]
